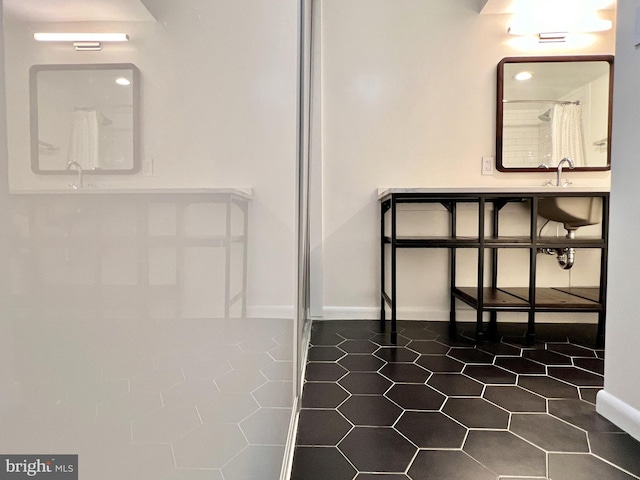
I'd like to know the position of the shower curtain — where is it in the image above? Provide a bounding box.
[68,109,100,170]
[551,103,585,167]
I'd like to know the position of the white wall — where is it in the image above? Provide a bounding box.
[3,0,299,315]
[316,0,615,320]
[596,0,640,441]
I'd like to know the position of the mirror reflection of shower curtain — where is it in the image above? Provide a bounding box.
[551,103,585,167]
[69,109,100,170]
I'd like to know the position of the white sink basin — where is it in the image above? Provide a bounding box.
[538,197,603,230]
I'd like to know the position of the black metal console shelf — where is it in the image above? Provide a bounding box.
[379,188,609,348]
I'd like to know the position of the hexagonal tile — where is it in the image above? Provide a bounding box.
[546,343,596,357]
[416,354,464,373]
[549,452,637,480]
[573,357,605,375]
[252,381,293,408]
[305,363,348,381]
[511,413,589,452]
[239,336,278,353]
[374,347,419,363]
[478,342,522,356]
[549,399,623,433]
[336,321,380,340]
[518,375,579,399]
[483,385,546,412]
[338,354,385,372]
[260,361,293,381]
[448,348,493,364]
[386,384,445,410]
[339,372,392,395]
[464,430,546,477]
[397,323,438,340]
[427,373,484,397]
[494,356,546,374]
[240,408,291,445]
[215,369,267,392]
[580,387,601,405]
[463,364,516,384]
[290,446,356,480]
[296,410,352,446]
[228,352,274,372]
[173,423,247,468]
[269,344,294,361]
[130,367,185,393]
[181,359,233,381]
[548,366,603,387]
[370,333,411,347]
[300,382,349,408]
[589,432,640,478]
[96,391,163,423]
[408,450,494,480]
[407,340,449,355]
[379,363,430,383]
[523,348,572,366]
[443,397,509,429]
[356,474,409,480]
[339,427,416,473]
[132,405,201,443]
[222,445,285,480]
[197,391,259,424]
[307,346,345,361]
[162,468,224,479]
[339,395,402,426]
[339,340,379,354]
[310,330,344,346]
[395,411,467,448]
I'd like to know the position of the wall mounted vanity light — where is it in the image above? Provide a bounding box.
[33,33,129,51]
[507,0,612,43]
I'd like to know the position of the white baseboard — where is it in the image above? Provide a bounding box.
[246,304,598,324]
[596,390,640,442]
[319,306,598,324]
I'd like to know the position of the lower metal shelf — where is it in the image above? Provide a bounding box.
[453,286,602,312]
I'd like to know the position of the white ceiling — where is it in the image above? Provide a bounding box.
[3,0,155,22]
[480,0,616,15]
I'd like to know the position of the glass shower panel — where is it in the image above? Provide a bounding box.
[0,1,301,479]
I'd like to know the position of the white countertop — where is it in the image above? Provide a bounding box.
[378,186,610,199]
[9,187,253,199]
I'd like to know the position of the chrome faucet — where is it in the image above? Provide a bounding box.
[66,160,84,189]
[555,157,574,187]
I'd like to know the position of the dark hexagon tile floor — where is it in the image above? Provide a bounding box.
[290,320,640,480]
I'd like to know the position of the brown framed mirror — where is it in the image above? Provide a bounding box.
[496,55,613,172]
[30,63,140,175]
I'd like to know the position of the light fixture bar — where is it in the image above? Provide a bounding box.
[34,33,128,42]
[538,32,568,43]
[73,42,102,51]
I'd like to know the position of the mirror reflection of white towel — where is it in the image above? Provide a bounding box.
[551,103,585,167]
[69,109,99,170]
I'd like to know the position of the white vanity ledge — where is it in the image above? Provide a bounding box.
[378,186,609,199]
[9,187,253,199]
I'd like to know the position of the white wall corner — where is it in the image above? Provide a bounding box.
[596,390,640,442]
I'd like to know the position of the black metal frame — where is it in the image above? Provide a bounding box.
[380,190,609,348]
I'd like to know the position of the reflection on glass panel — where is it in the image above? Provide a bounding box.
[30,64,140,174]
[1,0,300,478]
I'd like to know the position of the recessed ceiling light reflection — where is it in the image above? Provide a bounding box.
[513,71,534,81]
[115,77,131,86]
